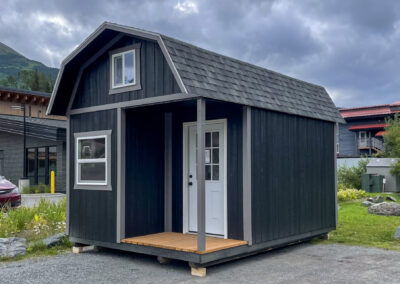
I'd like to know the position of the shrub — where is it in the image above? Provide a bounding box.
[0,198,66,241]
[338,158,369,189]
[22,183,51,194]
[337,188,367,202]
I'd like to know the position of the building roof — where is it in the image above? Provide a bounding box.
[348,123,387,130]
[0,86,51,98]
[0,114,66,141]
[48,22,344,123]
[367,158,399,167]
[340,101,400,119]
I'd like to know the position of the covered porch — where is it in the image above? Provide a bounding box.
[116,96,252,257]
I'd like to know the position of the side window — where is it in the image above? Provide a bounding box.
[109,44,141,95]
[74,130,112,190]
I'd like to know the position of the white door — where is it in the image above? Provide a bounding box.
[185,120,226,236]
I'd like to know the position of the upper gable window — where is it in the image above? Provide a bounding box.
[109,43,141,95]
[112,50,135,88]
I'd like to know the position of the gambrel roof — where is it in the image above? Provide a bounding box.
[48,22,344,123]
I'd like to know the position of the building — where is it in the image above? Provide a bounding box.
[47,22,343,275]
[338,102,400,158]
[366,158,400,192]
[0,86,66,192]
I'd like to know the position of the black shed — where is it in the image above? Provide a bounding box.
[47,22,344,276]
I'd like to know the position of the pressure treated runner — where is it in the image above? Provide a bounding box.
[121,232,248,254]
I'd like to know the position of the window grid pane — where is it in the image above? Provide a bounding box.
[113,55,123,86]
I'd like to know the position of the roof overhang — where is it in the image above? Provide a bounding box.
[47,22,187,116]
[348,123,386,131]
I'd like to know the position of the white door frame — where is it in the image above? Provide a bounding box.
[182,118,228,239]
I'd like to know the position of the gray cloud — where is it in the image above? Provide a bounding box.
[0,0,399,107]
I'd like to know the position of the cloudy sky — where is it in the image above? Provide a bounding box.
[1,0,399,107]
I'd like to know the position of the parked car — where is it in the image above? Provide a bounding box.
[0,177,21,208]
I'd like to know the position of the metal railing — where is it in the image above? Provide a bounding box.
[358,137,383,150]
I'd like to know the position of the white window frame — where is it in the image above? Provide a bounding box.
[111,49,136,89]
[74,130,112,191]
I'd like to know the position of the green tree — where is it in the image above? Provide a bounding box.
[0,75,18,88]
[381,114,400,175]
[338,157,369,189]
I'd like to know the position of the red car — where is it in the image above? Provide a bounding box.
[0,177,21,208]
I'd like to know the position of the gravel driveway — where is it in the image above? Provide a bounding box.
[1,243,400,283]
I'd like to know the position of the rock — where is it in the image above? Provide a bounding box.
[367,196,384,203]
[0,237,26,258]
[42,233,67,248]
[368,202,400,216]
[386,196,397,202]
[395,226,400,241]
[361,201,373,207]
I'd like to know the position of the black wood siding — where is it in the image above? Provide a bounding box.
[125,109,165,237]
[72,35,180,109]
[251,108,335,245]
[69,109,117,242]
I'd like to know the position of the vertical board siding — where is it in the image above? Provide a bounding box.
[69,109,117,242]
[251,108,335,245]
[125,109,165,237]
[72,36,180,110]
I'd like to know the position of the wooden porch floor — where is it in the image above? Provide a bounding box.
[121,232,248,254]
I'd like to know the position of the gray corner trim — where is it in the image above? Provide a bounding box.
[66,33,125,116]
[164,112,173,232]
[157,36,187,93]
[242,106,252,245]
[69,93,199,115]
[73,130,112,191]
[49,21,187,115]
[117,108,126,242]
[196,98,206,251]
[65,116,70,235]
[109,43,142,95]
[334,123,338,227]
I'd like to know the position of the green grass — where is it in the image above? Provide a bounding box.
[314,193,400,250]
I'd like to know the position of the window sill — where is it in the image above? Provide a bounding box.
[74,184,112,191]
[109,83,141,95]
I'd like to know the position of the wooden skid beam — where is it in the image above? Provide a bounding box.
[191,266,206,277]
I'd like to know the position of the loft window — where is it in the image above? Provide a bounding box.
[109,43,141,94]
[112,50,135,88]
[74,130,112,190]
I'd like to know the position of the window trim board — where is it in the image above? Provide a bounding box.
[74,130,112,191]
[109,43,141,95]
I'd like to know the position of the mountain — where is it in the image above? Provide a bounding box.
[0,42,59,82]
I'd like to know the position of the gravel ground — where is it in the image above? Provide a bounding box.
[1,243,400,283]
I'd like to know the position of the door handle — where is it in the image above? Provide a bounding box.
[188,182,193,186]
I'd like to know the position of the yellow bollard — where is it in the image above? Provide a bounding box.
[51,171,55,194]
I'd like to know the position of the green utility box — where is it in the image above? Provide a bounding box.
[362,173,384,193]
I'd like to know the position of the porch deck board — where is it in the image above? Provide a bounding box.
[121,232,248,254]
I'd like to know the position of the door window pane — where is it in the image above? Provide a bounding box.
[124,51,135,84]
[78,138,105,159]
[113,55,123,86]
[205,165,211,180]
[212,132,219,147]
[27,148,35,177]
[212,165,219,180]
[205,132,211,147]
[38,147,46,179]
[212,149,219,164]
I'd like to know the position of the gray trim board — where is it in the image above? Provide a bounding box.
[68,93,199,115]
[242,106,252,245]
[196,98,206,251]
[164,112,173,232]
[117,108,126,242]
[334,123,338,227]
[73,130,112,191]
[108,43,142,95]
[66,116,70,234]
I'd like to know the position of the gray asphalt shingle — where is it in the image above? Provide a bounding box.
[161,35,344,123]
